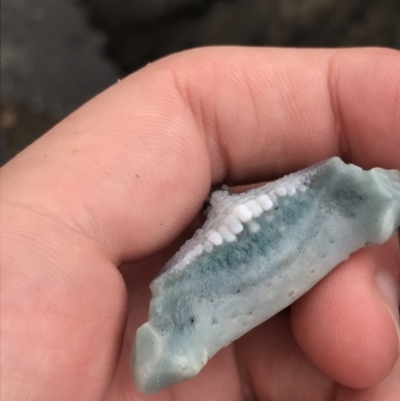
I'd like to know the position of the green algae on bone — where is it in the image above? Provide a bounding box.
[132,157,400,394]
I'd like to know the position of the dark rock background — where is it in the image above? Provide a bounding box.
[80,0,400,71]
[1,0,400,164]
[1,0,119,163]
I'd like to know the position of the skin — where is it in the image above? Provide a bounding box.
[1,47,400,401]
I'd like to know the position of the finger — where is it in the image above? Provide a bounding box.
[170,47,400,177]
[2,47,400,263]
[0,204,128,401]
[291,236,400,389]
[236,310,335,401]
[336,356,400,401]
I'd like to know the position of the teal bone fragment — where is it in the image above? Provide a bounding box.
[132,157,400,394]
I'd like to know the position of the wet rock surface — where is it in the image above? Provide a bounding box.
[1,0,119,163]
[80,0,400,71]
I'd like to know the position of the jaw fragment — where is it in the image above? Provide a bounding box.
[132,157,400,394]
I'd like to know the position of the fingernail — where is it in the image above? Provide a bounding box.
[375,272,400,344]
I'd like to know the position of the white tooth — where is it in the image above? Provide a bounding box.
[224,215,244,234]
[203,240,213,253]
[245,200,263,217]
[207,231,223,246]
[233,204,253,222]
[276,186,287,196]
[193,244,204,255]
[286,184,296,195]
[256,195,273,211]
[218,225,236,242]
[299,184,308,192]
[269,191,277,202]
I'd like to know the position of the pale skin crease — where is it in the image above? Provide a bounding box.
[1,47,400,401]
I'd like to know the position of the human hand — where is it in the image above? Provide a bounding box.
[1,47,399,401]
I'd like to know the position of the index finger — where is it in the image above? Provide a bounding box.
[168,46,400,180]
[2,47,399,261]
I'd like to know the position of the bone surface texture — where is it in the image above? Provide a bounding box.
[132,157,400,394]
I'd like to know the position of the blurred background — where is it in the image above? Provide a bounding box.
[1,0,400,164]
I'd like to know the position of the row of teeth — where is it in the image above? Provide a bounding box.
[176,182,309,269]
